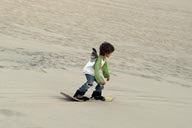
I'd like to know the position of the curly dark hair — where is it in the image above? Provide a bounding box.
[99,41,115,56]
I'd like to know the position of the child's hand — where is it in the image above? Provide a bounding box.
[106,77,110,81]
[101,81,106,85]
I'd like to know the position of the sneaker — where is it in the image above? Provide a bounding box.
[73,90,89,101]
[91,91,105,101]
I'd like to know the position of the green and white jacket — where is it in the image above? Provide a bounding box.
[83,55,110,84]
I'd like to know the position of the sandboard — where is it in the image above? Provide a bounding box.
[60,92,82,102]
[60,92,114,102]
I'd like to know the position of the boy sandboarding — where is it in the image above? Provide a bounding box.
[73,42,115,101]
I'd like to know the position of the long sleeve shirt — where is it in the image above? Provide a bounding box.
[83,55,110,83]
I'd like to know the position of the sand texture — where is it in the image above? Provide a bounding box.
[0,0,192,128]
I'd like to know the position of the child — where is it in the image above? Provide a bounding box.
[73,42,115,101]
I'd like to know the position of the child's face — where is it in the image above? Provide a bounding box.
[105,53,112,58]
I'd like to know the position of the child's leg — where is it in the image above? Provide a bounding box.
[73,74,95,100]
[78,74,95,92]
[91,84,105,101]
[95,84,104,92]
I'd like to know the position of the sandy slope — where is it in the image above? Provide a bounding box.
[0,0,192,128]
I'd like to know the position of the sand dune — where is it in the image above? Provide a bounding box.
[0,0,192,128]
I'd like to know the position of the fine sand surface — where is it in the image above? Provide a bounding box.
[0,0,192,128]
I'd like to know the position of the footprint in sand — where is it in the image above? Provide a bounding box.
[0,109,24,117]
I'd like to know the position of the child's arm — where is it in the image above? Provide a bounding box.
[94,57,105,84]
[102,61,110,79]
